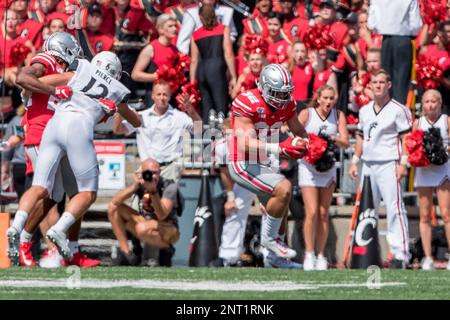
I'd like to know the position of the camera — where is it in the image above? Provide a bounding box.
[142,170,153,182]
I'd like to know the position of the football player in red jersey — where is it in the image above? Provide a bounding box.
[228,63,309,265]
[7,32,99,268]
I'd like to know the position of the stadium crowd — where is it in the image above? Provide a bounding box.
[1,0,450,271]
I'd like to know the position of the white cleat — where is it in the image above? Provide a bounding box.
[40,248,65,268]
[446,259,450,271]
[421,256,434,271]
[6,227,20,266]
[266,252,302,269]
[261,237,296,259]
[315,255,328,271]
[303,253,316,271]
[46,228,72,261]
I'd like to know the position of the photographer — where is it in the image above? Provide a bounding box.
[107,159,183,266]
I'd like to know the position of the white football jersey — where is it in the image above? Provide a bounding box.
[357,99,412,161]
[54,59,130,123]
[304,107,338,136]
[418,114,449,147]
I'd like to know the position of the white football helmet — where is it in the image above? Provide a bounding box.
[91,51,122,80]
[43,32,81,66]
[258,64,294,109]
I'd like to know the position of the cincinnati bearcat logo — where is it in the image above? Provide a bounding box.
[318,125,328,135]
[355,208,377,247]
[189,206,212,249]
[367,122,378,141]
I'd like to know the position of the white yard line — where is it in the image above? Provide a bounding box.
[0,279,406,291]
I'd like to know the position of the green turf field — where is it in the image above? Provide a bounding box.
[0,267,449,299]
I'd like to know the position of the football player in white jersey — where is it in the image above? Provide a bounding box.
[297,85,349,270]
[348,69,412,269]
[12,51,141,260]
[410,90,450,270]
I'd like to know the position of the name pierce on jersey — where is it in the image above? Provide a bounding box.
[95,69,112,85]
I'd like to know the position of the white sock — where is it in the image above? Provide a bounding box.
[53,212,76,233]
[20,230,33,244]
[11,210,28,233]
[68,241,79,254]
[261,214,282,243]
[305,251,315,258]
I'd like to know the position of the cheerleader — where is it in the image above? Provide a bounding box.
[413,90,450,270]
[297,85,349,270]
[231,51,265,98]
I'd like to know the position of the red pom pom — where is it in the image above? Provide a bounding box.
[243,34,269,57]
[9,42,31,67]
[421,0,448,25]
[304,133,328,165]
[304,25,334,50]
[176,81,201,112]
[357,72,371,87]
[355,92,371,107]
[405,130,430,167]
[415,55,443,90]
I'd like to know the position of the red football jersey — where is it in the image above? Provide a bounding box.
[23,53,65,147]
[17,18,44,50]
[230,88,297,162]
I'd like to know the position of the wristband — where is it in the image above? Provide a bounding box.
[265,143,279,154]
[400,155,409,166]
[227,191,235,202]
[351,155,360,165]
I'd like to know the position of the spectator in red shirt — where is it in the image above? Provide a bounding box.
[289,41,314,110]
[242,0,272,37]
[266,11,291,65]
[41,12,67,43]
[74,4,114,56]
[131,14,179,102]
[12,0,45,50]
[232,51,266,98]
[355,11,382,67]
[311,48,333,92]
[279,0,310,43]
[28,0,67,24]
[316,0,350,50]
[0,8,35,69]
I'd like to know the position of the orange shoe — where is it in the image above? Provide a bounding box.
[69,252,100,268]
[19,242,37,267]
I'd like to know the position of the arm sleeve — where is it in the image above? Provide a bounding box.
[231,95,254,120]
[176,11,196,54]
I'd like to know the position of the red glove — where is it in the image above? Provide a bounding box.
[279,137,308,160]
[99,98,117,114]
[53,86,73,100]
[54,85,72,100]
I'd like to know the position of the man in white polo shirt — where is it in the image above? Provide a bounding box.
[348,69,412,269]
[113,80,201,182]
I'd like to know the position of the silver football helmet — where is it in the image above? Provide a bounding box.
[258,64,294,109]
[91,51,122,80]
[43,32,81,66]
